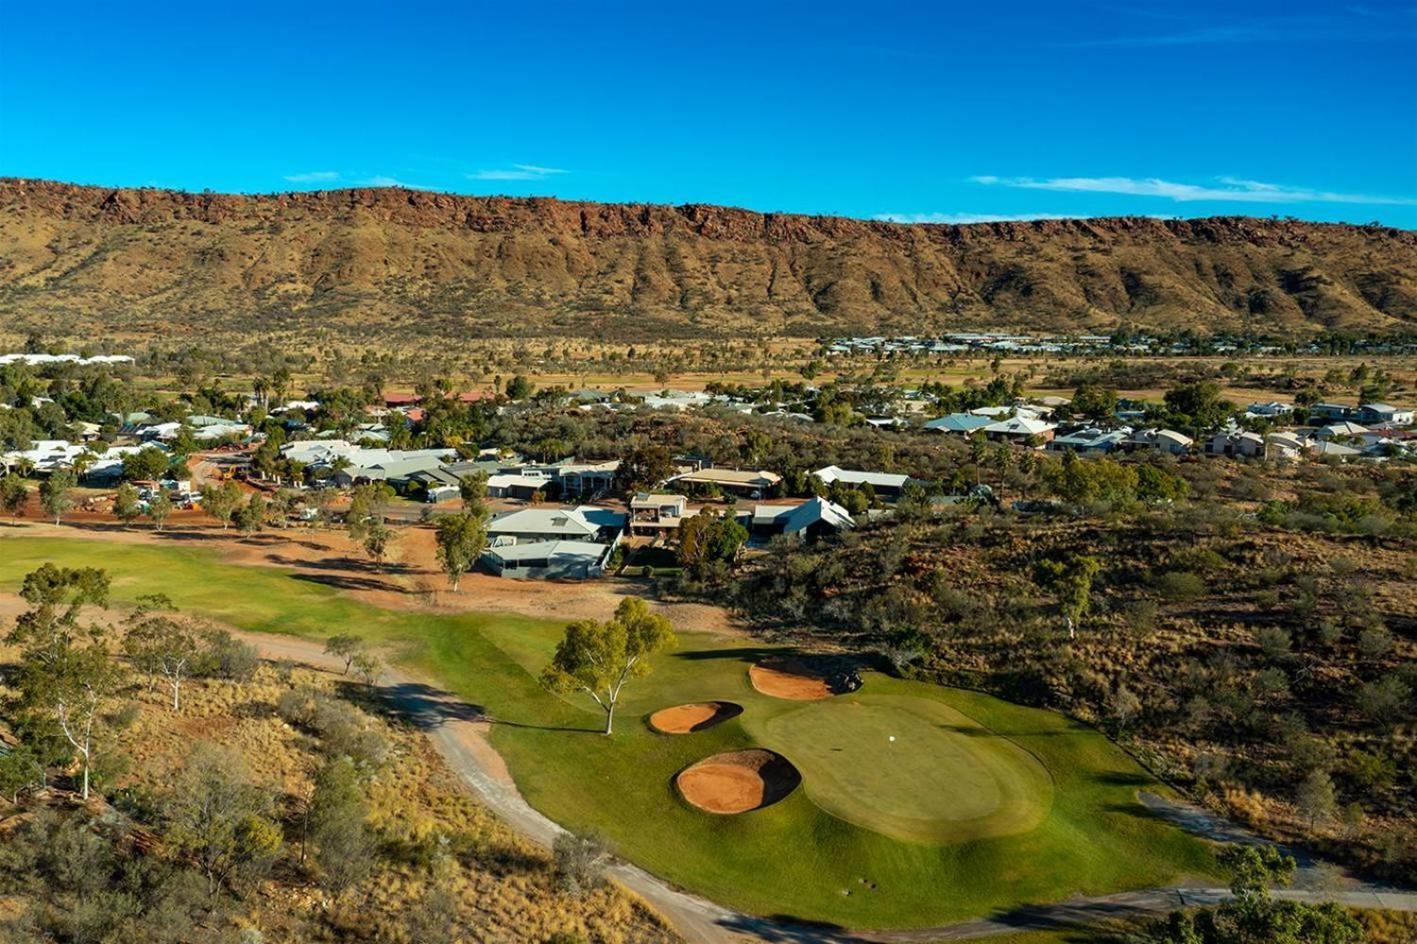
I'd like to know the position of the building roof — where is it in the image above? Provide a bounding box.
[751,497,854,531]
[1318,421,1370,437]
[488,505,626,540]
[631,492,687,507]
[923,413,992,433]
[1310,440,1361,457]
[671,468,782,488]
[484,540,611,563]
[983,417,1056,436]
[811,465,909,489]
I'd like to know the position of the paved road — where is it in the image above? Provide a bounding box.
[235,630,1417,944]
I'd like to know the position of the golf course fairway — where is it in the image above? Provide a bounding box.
[0,535,1218,928]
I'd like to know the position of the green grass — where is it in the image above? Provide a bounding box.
[752,694,1054,843]
[0,535,1218,928]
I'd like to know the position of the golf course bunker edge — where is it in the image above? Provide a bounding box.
[675,749,802,814]
[648,701,744,734]
[749,654,862,700]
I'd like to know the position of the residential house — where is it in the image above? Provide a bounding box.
[810,465,910,499]
[487,505,627,547]
[1315,421,1369,441]
[1309,403,1354,423]
[1265,432,1305,461]
[558,460,620,499]
[1124,428,1194,455]
[1047,427,1131,454]
[982,416,1056,444]
[742,497,854,542]
[1245,401,1294,419]
[629,493,690,535]
[1357,403,1414,427]
[485,472,554,500]
[482,541,617,580]
[668,467,782,498]
[923,413,993,435]
[1207,430,1265,458]
[1309,440,1361,460]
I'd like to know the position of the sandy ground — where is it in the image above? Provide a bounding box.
[747,661,834,700]
[648,701,742,735]
[2,519,744,635]
[676,750,800,815]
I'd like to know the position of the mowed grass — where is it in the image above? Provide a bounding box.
[0,536,1218,927]
[753,694,1054,843]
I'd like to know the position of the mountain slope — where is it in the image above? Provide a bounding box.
[1,177,1413,340]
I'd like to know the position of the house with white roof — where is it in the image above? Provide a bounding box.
[982,416,1056,444]
[1357,403,1414,427]
[1315,421,1369,441]
[668,467,782,498]
[629,493,690,534]
[1124,428,1194,455]
[482,541,617,580]
[487,505,627,547]
[742,497,854,543]
[810,465,910,498]
[923,413,993,435]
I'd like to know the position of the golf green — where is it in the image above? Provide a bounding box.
[751,694,1054,843]
[0,536,1218,927]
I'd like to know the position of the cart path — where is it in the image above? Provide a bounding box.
[232,629,1417,944]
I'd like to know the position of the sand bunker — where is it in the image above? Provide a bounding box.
[675,749,801,814]
[749,656,862,701]
[648,701,743,734]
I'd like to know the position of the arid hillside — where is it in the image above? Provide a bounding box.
[1,177,1414,341]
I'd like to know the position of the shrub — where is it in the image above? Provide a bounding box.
[1155,570,1205,602]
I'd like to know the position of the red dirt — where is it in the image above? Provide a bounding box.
[647,701,742,734]
[675,749,801,814]
[748,660,834,701]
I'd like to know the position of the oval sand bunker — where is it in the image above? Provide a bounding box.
[749,656,861,701]
[676,749,801,814]
[648,701,743,734]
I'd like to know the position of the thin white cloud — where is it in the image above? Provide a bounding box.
[970,175,1417,206]
[284,171,340,183]
[873,212,1081,224]
[467,163,567,181]
[356,175,428,188]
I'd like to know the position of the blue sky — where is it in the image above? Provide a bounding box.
[2,0,1415,226]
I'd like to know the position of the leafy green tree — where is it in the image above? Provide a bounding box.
[1071,382,1118,420]
[1296,769,1336,828]
[362,519,392,568]
[1164,380,1235,436]
[164,743,282,895]
[677,510,748,578]
[113,482,142,526]
[123,597,202,711]
[324,634,364,675]
[121,445,170,481]
[457,470,488,512]
[234,493,266,534]
[1037,554,1100,639]
[618,444,675,494]
[0,473,28,523]
[435,510,488,592]
[309,757,377,902]
[19,641,123,799]
[504,374,534,399]
[541,597,676,735]
[199,481,242,530]
[40,469,76,525]
[146,489,173,532]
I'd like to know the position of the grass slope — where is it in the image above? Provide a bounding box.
[0,536,1217,927]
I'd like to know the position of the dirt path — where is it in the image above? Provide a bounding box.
[229,629,1417,944]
